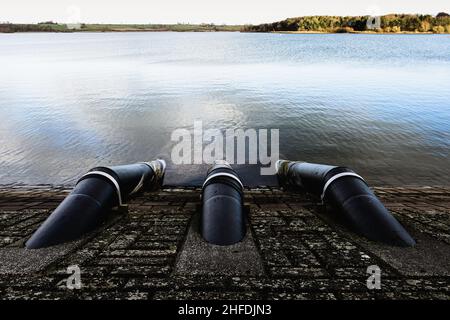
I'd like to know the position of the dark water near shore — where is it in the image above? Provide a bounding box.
[0,32,449,186]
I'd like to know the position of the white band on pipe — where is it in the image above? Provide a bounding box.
[202,172,244,190]
[78,171,124,207]
[321,172,365,201]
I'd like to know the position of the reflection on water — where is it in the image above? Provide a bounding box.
[0,32,449,186]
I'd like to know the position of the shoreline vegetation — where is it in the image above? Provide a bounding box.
[1,13,450,34]
[242,13,450,34]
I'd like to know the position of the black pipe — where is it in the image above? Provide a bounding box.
[276,160,415,247]
[201,161,246,245]
[25,160,166,249]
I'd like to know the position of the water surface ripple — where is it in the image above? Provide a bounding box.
[0,32,449,186]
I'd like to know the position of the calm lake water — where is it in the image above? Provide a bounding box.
[0,32,449,186]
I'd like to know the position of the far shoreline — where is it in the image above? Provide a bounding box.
[0,23,242,34]
[2,30,449,35]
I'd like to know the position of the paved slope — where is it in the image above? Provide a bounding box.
[0,186,449,300]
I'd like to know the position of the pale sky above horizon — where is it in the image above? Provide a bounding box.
[1,0,449,25]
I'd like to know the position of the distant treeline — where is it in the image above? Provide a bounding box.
[3,13,450,34]
[242,13,450,33]
[0,23,241,33]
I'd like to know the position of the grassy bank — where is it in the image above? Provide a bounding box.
[0,22,241,33]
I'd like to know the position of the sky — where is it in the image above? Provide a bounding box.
[1,0,449,25]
